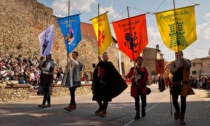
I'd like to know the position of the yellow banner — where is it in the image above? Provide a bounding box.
[155,6,197,52]
[91,13,113,55]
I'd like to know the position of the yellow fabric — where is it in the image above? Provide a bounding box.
[181,84,195,97]
[91,12,113,55]
[155,6,197,52]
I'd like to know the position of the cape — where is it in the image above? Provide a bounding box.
[92,61,127,100]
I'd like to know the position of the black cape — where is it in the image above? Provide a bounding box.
[92,61,127,101]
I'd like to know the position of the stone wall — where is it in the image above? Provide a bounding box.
[0,84,31,102]
[0,82,131,102]
[0,0,134,75]
[50,84,93,97]
[50,83,131,97]
[0,0,160,76]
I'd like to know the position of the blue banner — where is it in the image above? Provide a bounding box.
[57,14,82,53]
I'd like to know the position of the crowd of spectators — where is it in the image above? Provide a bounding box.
[189,76,210,89]
[0,55,64,89]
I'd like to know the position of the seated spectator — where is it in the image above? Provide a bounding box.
[0,66,7,80]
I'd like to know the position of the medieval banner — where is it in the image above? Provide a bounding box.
[112,14,148,61]
[57,14,82,54]
[155,6,197,52]
[38,24,54,57]
[91,12,113,56]
[155,59,165,74]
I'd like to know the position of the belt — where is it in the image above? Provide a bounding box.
[173,81,182,85]
[173,81,189,85]
[182,81,189,84]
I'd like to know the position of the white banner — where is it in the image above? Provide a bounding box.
[38,24,54,57]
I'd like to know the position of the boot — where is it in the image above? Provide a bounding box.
[95,105,103,114]
[64,104,71,112]
[70,104,76,110]
[99,110,106,117]
[142,108,146,118]
[38,94,47,108]
[38,104,45,108]
[134,109,140,120]
[179,113,186,125]
[46,94,51,107]
[134,113,140,120]
[174,109,180,121]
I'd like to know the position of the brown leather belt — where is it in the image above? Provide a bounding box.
[173,81,189,85]
[182,81,189,84]
[173,81,182,85]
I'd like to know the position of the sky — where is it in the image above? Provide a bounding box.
[37,0,210,61]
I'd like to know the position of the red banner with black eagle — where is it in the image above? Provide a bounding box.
[112,14,148,61]
[155,59,165,74]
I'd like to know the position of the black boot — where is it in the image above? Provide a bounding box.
[38,94,47,108]
[46,94,51,107]
[179,113,186,125]
[134,113,140,120]
[134,109,140,120]
[142,108,146,117]
[95,105,104,114]
[174,109,180,121]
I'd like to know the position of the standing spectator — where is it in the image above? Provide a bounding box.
[158,74,165,92]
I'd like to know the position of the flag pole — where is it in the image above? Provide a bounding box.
[126,6,135,67]
[173,0,179,52]
[168,0,176,117]
[127,6,138,85]
[67,0,70,64]
[97,3,101,77]
[98,3,100,57]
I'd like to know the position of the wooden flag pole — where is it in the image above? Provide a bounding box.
[67,0,70,64]
[126,6,135,67]
[97,3,101,77]
[98,3,100,57]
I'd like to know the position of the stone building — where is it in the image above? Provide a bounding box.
[142,45,164,75]
[0,0,163,76]
[190,56,210,78]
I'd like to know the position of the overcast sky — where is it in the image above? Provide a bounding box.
[37,0,210,61]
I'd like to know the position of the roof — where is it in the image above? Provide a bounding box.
[191,58,203,63]
[80,22,96,39]
[200,56,210,60]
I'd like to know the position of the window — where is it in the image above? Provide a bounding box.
[208,64,210,68]
[192,71,197,75]
[201,63,203,67]
[193,63,195,67]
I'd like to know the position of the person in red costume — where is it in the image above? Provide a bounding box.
[127,56,148,120]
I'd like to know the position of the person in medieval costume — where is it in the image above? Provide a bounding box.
[92,52,127,117]
[127,56,149,120]
[158,74,166,92]
[38,53,56,108]
[170,51,194,125]
[62,51,82,112]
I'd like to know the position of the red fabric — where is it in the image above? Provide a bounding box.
[112,14,148,61]
[155,59,164,74]
[127,67,148,97]
[131,85,138,97]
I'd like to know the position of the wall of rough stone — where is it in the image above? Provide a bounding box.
[50,83,131,97]
[0,0,135,74]
[0,84,31,102]
[50,84,93,97]
[0,0,163,76]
